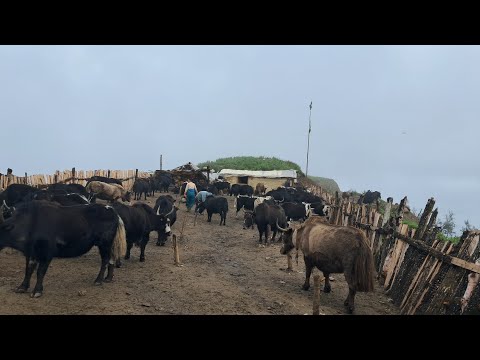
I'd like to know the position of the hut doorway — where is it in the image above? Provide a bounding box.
[238,176,249,184]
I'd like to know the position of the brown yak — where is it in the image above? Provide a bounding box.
[255,183,266,196]
[86,181,131,203]
[278,216,375,314]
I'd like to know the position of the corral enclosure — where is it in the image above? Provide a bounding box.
[0,191,397,315]
[1,168,479,315]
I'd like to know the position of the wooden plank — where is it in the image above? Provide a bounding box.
[370,212,381,250]
[404,241,449,314]
[415,197,435,240]
[409,242,454,314]
[425,233,480,314]
[399,239,440,311]
[426,208,438,241]
[385,224,409,291]
[387,230,480,274]
[391,226,440,307]
[450,257,480,274]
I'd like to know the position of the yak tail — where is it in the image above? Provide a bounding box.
[110,216,127,262]
[353,235,375,292]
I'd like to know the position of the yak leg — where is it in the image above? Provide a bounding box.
[94,246,111,285]
[343,288,356,314]
[105,263,115,283]
[258,226,263,243]
[31,259,52,298]
[125,240,134,259]
[302,256,314,291]
[271,225,277,242]
[139,234,148,262]
[323,272,332,293]
[144,191,147,201]
[343,267,357,314]
[156,231,166,246]
[258,224,266,244]
[16,257,38,293]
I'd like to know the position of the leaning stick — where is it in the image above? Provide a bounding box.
[172,234,180,265]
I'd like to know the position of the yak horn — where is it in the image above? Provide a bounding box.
[276,219,288,232]
[3,200,10,210]
[166,206,175,216]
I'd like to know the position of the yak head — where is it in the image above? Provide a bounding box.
[243,210,255,229]
[122,191,132,203]
[277,220,295,255]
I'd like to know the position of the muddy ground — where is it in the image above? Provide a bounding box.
[0,193,399,315]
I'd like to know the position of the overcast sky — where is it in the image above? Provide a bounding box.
[0,45,478,233]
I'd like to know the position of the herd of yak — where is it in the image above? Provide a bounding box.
[0,174,381,313]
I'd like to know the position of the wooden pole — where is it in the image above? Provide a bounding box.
[107,170,111,178]
[306,101,312,178]
[160,155,163,170]
[24,172,27,185]
[172,234,180,265]
[72,167,76,184]
[313,274,321,315]
[135,169,138,180]
[415,197,436,241]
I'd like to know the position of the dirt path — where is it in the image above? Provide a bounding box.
[0,194,399,315]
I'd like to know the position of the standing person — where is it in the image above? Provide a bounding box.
[195,190,213,213]
[183,179,198,212]
[6,168,14,187]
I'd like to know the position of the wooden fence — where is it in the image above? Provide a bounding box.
[305,188,480,315]
[0,168,152,192]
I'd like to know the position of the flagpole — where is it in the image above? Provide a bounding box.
[306,101,312,178]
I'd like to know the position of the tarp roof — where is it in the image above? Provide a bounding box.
[218,169,297,179]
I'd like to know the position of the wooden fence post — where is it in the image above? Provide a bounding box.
[425,208,439,246]
[396,196,408,228]
[415,198,436,241]
[376,197,394,272]
[107,170,111,178]
[24,172,28,185]
[72,167,76,184]
[172,234,180,265]
[313,274,321,315]
[135,169,138,180]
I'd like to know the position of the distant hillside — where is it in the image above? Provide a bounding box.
[198,156,302,172]
[308,176,341,194]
